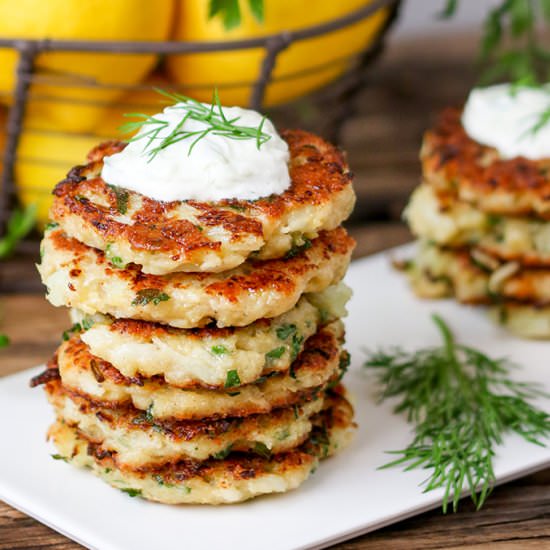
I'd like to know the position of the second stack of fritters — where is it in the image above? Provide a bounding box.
[404,108,550,338]
[34,129,358,503]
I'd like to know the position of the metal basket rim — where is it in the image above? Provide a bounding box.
[0,0,396,54]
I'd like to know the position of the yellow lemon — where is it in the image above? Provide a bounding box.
[95,73,173,139]
[15,129,99,226]
[166,0,389,107]
[0,0,175,133]
[0,106,6,176]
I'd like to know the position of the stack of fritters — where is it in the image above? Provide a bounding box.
[404,108,550,338]
[33,129,358,504]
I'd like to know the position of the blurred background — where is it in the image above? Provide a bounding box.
[0,0,492,295]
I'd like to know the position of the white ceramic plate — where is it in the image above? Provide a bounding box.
[1,244,550,550]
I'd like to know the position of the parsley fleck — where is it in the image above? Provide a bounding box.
[225,370,241,388]
[277,428,290,441]
[212,445,233,459]
[252,442,271,459]
[105,244,126,269]
[145,403,154,423]
[120,488,142,497]
[276,323,297,340]
[80,317,95,331]
[108,185,129,214]
[285,236,312,259]
[62,323,81,341]
[290,333,304,361]
[45,221,59,230]
[211,344,229,356]
[227,203,246,212]
[51,453,67,462]
[132,289,170,306]
[265,346,286,359]
[153,474,175,488]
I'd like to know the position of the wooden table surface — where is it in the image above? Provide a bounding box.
[1,32,550,549]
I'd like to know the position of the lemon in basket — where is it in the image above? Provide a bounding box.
[15,129,99,227]
[0,0,175,132]
[95,73,172,139]
[166,0,390,106]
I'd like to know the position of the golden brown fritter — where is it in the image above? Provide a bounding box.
[50,130,356,275]
[47,390,356,504]
[50,321,347,420]
[407,241,550,306]
[406,183,550,268]
[73,294,324,389]
[38,227,355,328]
[46,379,323,469]
[422,108,550,218]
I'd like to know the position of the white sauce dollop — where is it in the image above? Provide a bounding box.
[462,84,550,160]
[101,103,291,202]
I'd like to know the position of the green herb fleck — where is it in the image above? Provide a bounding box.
[290,333,304,361]
[107,184,129,214]
[132,289,170,306]
[145,403,154,423]
[212,445,233,460]
[51,454,67,462]
[285,236,312,260]
[120,488,142,498]
[105,244,126,269]
[153,474,175,488]
[276,324,297,340]
[326,351,351,391]
[225,370,241,388]
[265,346,286,360]
[277,428,290,441]
[45,221,59,231]
[252,441,271,459]
[211,344,229,356]
[62,323,82,341]
[80,317,95,331]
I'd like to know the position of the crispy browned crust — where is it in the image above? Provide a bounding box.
[47,226,354,306]
[63,391,353,477]
[59,318,343,392]
[52,322,345,422]
[50,130,353,257]
[45,378,314,447]
[422,108,550,218]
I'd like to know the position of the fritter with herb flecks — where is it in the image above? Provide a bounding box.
[45,321,346,420]
[47,391,355,505]
[70,283,350,389]
[49,130,355,275]
[38,227,354,328]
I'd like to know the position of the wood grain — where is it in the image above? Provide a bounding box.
[2,31,549,550]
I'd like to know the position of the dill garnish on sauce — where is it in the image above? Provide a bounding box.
[119,88,271,160]
[364,314,550,512]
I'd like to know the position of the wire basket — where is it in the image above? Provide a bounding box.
[0,0,399,235]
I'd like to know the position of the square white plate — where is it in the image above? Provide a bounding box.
[1,244,550,550]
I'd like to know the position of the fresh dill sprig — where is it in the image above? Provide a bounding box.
[119,88,271,161]
[440,0,550,87]
[364,314,550,513]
